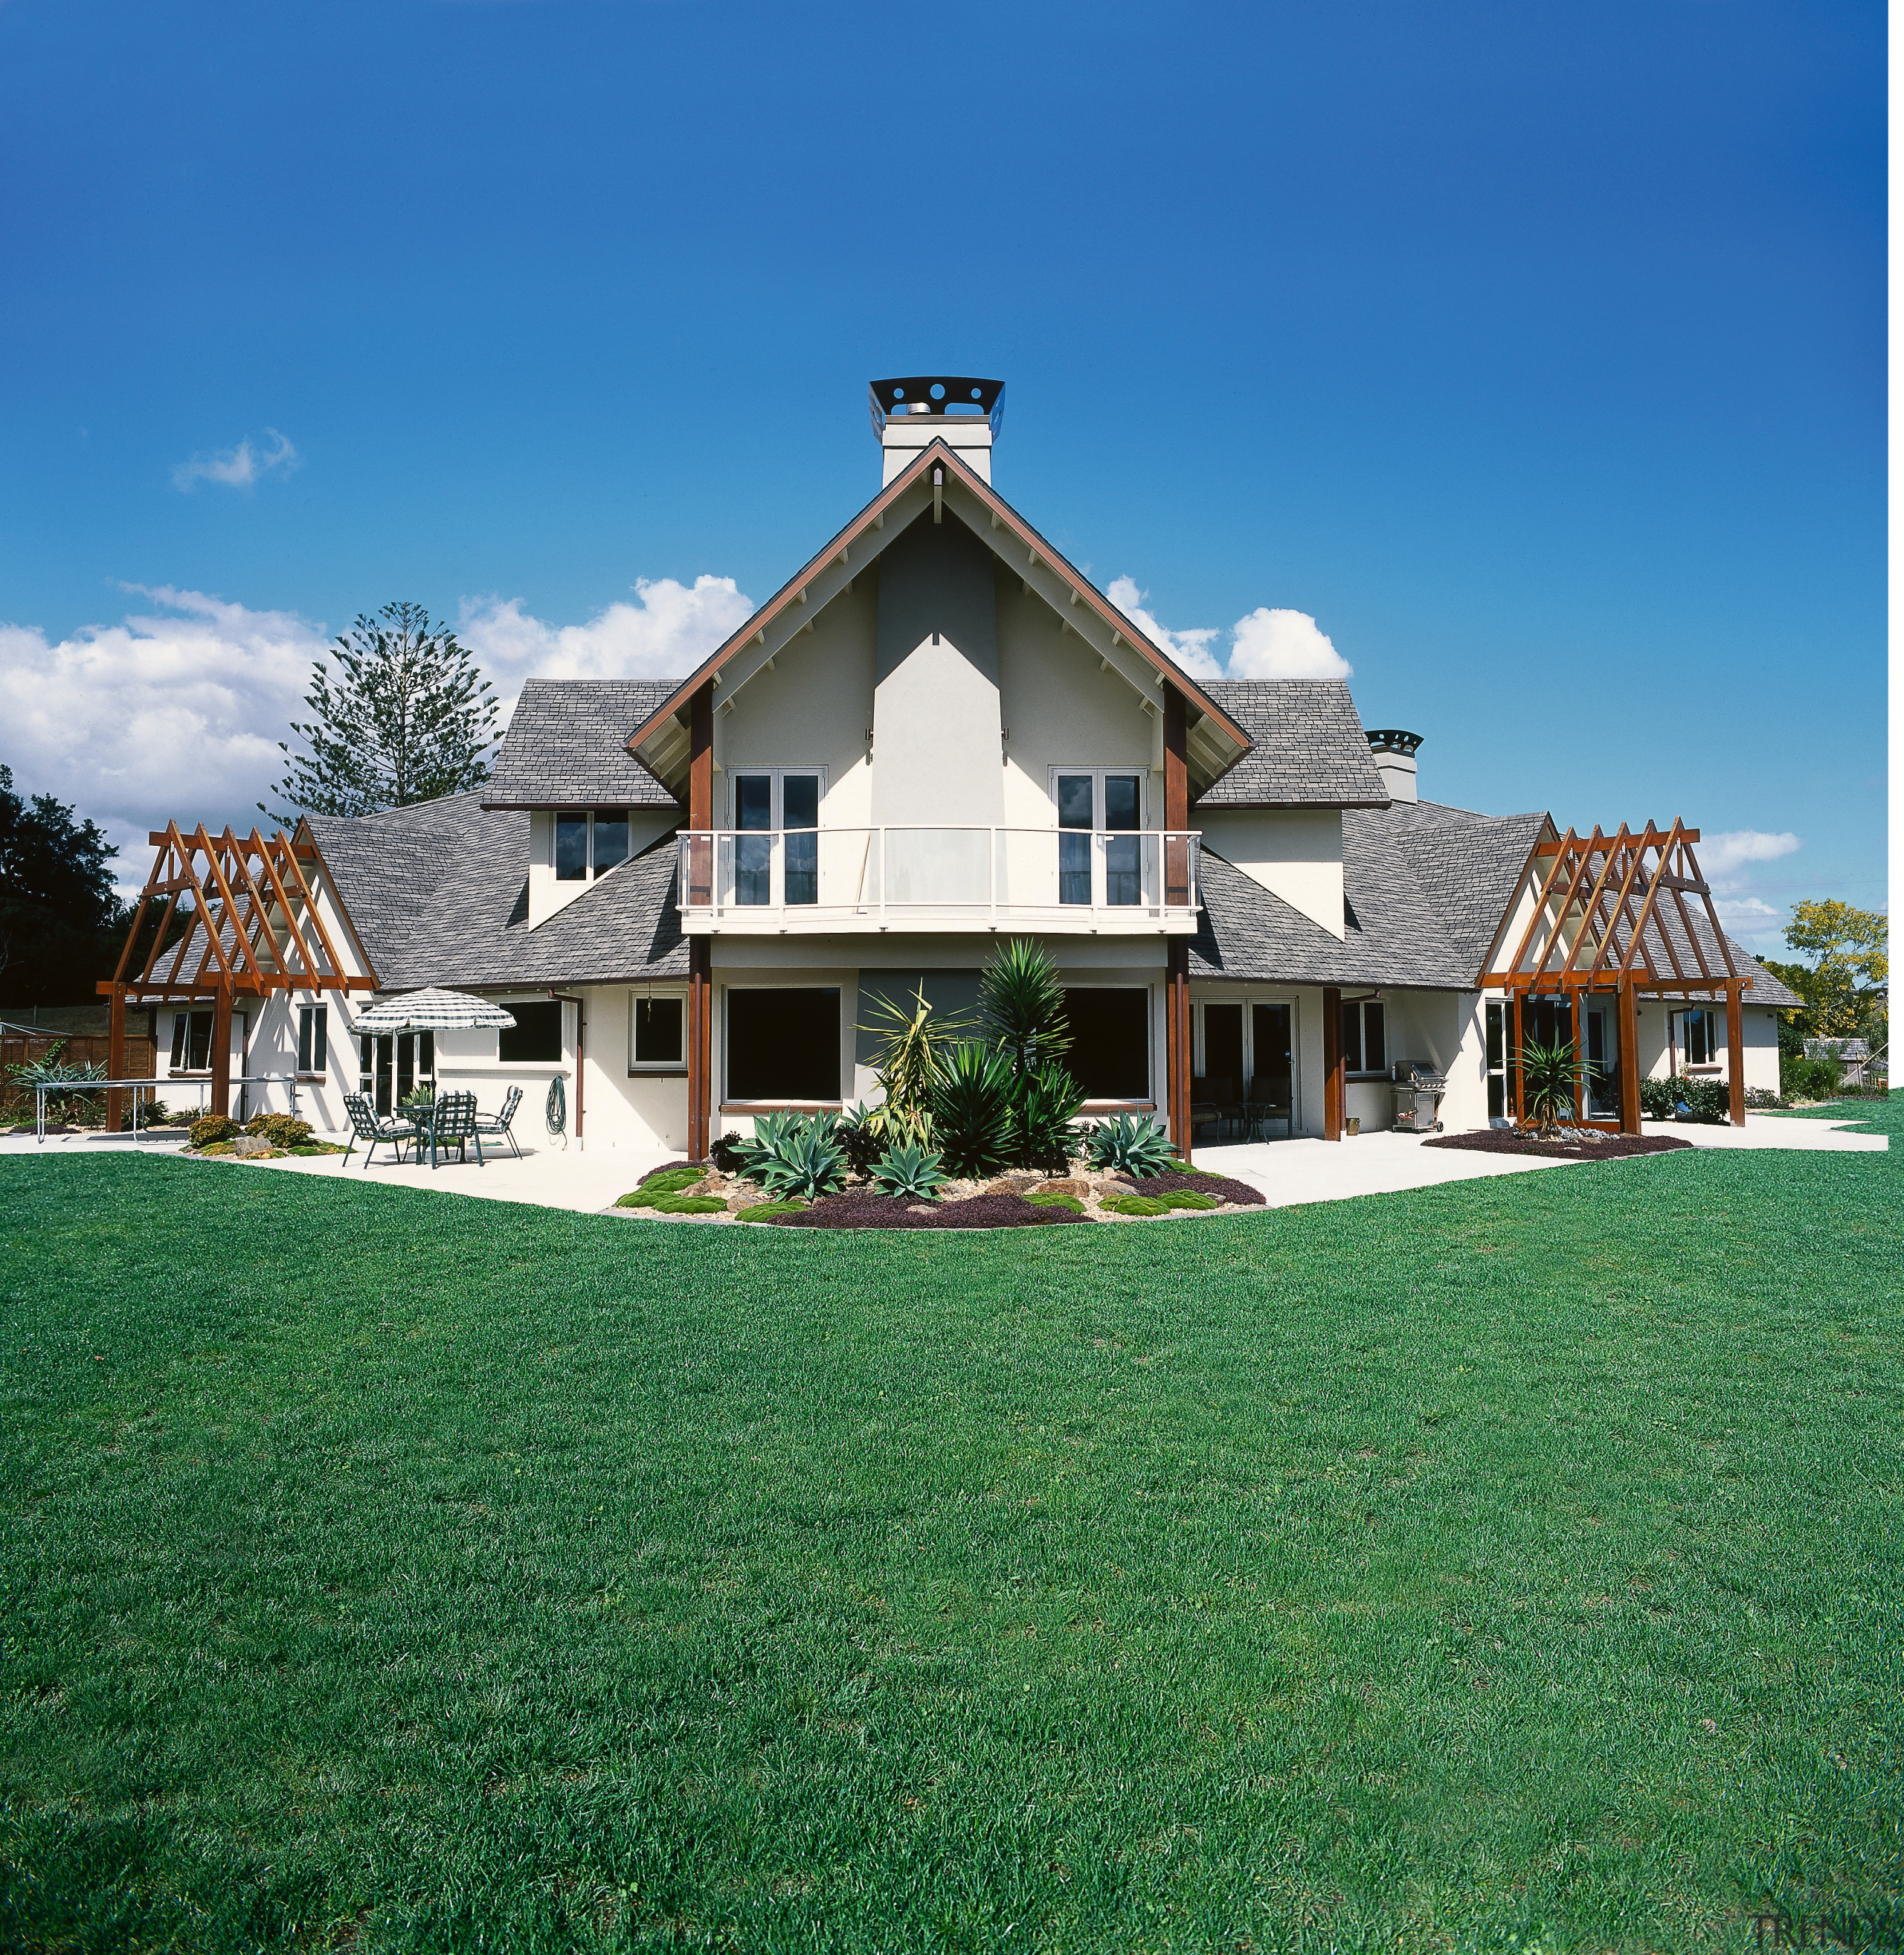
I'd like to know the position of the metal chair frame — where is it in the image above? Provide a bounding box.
[428,1089,483,1169]
[473,1083,524,1158]
[341,1092,417,1169]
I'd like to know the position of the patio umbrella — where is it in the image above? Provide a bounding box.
[353,988,518,1033]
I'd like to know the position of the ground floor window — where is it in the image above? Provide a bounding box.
[726,988,840,1102]
[1342,998,1386,1076]
[1486,1000,1508,1119]
[500,1001,563,1063]
[1674,1005,1726,1069]
[1064,988,1150,1100]
[169,1009,213,1072]
[358,1031,434,1115]
[298,1004,328,1074]
[629,992,684,1070]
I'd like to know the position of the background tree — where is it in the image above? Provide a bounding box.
[265,601,499,821]
[0,763,131,1005]
[1761,899,1888,1052]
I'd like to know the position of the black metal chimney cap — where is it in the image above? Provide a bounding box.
[869,376,1006,434]
[1366,728,1424,757]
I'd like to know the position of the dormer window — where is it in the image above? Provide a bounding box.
[555,809,631,883]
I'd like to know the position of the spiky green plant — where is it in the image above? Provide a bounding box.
[858,985,967,1149]
[927,1042,1017,1179]
[1083,1111,1178,1180]
[1012,1060,1085,1169]
[1517,1036,1592,1136]
[979,938,1072,1078]
[869,1143,948,1201]
[750,1118,847,1201]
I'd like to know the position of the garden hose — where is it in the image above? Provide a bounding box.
[545,1073,567,1146]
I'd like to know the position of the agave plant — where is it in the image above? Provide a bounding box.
[1517,1036,1592,1137]
[927,1041,1017,1178]
[733,1107,808,1182]
[1012,1059,1085,1170]
[1084,1111,1178,1180]
[978,937,1072,1078]
[869,1143,948,1201]
[750,1116,848,1201]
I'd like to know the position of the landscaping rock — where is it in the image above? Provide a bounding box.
[233,1134,273,1157]
[1042,1178,1092,1198]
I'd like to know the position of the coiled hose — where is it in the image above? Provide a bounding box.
[544,1073,567,1143]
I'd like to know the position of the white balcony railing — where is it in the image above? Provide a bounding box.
[677,827,1201,931]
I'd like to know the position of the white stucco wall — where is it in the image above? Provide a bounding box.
[1194,807,1346,940]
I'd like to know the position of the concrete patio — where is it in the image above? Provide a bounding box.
[4,1108,1883,1219]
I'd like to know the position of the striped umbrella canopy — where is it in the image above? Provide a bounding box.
[353,987,518,1033]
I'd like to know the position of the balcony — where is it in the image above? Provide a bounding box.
[677,827,1201,934]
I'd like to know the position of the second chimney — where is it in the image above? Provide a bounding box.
[869,376,1005,485]
[1366,728,1422,803]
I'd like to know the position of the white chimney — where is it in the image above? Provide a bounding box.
[1366,728,1421,803]
[870,376,1004,485]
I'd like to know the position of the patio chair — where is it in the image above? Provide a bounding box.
[1191,1076,1244,1141]
[341,1092,418,1169]
[473,1083,524,1158]
[428,1089,483,1169]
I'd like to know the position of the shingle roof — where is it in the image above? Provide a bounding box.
[483,681,681,809]
[306,793,686,992]
[1194,681,1390,807]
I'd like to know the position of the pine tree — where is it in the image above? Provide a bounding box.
[264,602,499,821]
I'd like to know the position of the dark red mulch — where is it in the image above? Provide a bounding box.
[771,1190,1092,1230]
[1132,1169,1267,1207]
[1422,1127,1691,1161]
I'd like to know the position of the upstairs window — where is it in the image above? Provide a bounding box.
[1342,998,1386,1076]
[731,770,824,908]
[554,810,630,883]
[1052,769,1144,907]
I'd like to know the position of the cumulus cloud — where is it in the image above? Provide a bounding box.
[172,428,300,491]
[0,587,327,874]
[1105,580,1351,682]
[1697,829,1801,890]
[1105,577,1223,682]
[1227,607,1352,680]
[458,577,755,701]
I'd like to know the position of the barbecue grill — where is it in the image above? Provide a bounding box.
[1389,1060,1447,1132]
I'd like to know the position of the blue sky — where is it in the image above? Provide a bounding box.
[0,1,1884,946]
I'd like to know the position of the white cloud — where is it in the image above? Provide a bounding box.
[1105,580,1351,682]
[1105,577,1223,682]
[1697,829,1801,891]
[172,428,299,491]
[1227,606,1352,681]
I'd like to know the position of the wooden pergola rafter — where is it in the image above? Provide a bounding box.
[96,823,378,1128]
[1488,820,1751,1131]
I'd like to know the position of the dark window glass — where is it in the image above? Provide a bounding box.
[782,775,819,828]
[298,1004,327,1073]
[1056,775,1093,828]
[782,774,820,906]
[1064,988,1150,1100]
[172,1009,214,1071]
[1342,1001,1363,1074]
[1251,1004,1292,1111]
[556,815,588,882]
[734,776,771,906]
[1486,1001,1504,1070]
[1363,1002,1386,1074]
[1200,1004,1243,1091]
[735,776,772,829]
[1103,775,1140,829]
[500,1001,564,1063]
[634,996,683,1066]
[1057,775,1093,906]
[1488,1073,1506,1119]
[726,989,840,1102]
[593,809,629,873]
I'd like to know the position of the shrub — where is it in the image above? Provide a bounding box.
[1012,1060,1085,1171]
[1640,1076,1733,1122]
[1781,1053,1843,1103]
[189,1114,240,1149]
[1517,1035,1591,1134]
[1083,1111,1178,1181]
[835,1102,891,1176]
[1101,1192,1170,1217]
[245,1111,313,1148]
[857,986,964,1152]
[1743,1087,1784,1111]
[927,1042,1017,1178]
[869,1143,948,1201]
[979,937,1072,1076]
[709,1132,749,1174]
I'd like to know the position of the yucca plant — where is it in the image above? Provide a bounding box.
[1084,1111,1178,1180]
[979,937,1072,1078]
[869,1143,948,1201]
[1517,1036,1592,1137]
[927,1041,1017,1178]
[1012,1059,1086,1169]
[858,984,966,1149]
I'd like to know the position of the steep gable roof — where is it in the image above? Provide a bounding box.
[484,681,681,809]
[624,437,1253,797]
[1197,681,1390,808]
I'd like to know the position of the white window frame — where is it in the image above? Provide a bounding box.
[297,1003,329,1076]
[728,766,827,910]
[553,808,632,885]
[1672,1004,1727,1072]
[628,989,688,1075]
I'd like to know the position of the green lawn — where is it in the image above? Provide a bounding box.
[2,1104,1900,1954]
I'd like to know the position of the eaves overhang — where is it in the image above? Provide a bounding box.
[624,439,1254,797]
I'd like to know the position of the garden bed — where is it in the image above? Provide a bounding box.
[1424,1126,1693,1161]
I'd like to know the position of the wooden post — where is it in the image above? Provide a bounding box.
[1165,941,1191,1162]
[1322,986,1343,1140]
[106,983,126,1132]
[210,987,233,1120]
[686,679,715,1161]
[1618,980,1642,1135]
[1726,978,1746,1126]
[1162,684,1189,908]
[1510,991,1525,1124]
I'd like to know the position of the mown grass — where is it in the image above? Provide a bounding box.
[1,1102,1900,1954]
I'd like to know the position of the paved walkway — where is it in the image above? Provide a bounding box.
[2,1112,1882,1219]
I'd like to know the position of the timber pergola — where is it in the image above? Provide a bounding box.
[97,824,377,1128]
[1487,820,1750,1131]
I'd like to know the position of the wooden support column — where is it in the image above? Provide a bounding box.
[1618,980,1643,1136]
[210,987,233,1120]
[1726,979,1746,1126]
[1165,940,1191,1161]
[1322,986,1344,1140]
[686,679,715,1162]
[105,983,126,1132]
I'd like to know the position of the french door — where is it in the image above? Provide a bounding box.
[1054,770,1143,907]
[733,770,823,908]
[359,1032,435,1114]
